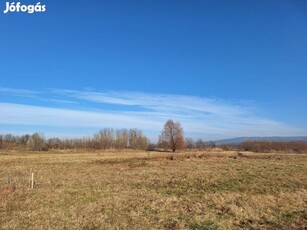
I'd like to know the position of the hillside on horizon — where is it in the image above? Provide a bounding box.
[214,136,307,145]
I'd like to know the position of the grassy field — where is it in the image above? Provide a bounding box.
[0,150,306,229]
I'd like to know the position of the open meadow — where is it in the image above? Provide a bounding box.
[0,150,306,229]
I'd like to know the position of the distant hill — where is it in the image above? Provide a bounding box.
[214,136,307,145]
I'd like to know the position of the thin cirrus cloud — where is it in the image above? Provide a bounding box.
[53,89,251,116]
[0,87,39,97]
[0,87,305,139]
[0,102,161,129]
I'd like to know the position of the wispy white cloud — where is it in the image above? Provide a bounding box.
[0,102,162,129]
[53,89,252,116]
[39,98,79,104]
[0,86,76,105]
[0,87,305,140]
[0,87,39,97]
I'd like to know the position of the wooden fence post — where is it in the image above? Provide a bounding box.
[31,172,34,189]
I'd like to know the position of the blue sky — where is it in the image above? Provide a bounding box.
[0,0,306,140]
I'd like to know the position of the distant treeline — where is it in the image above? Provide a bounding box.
[1,131,306,153]
[185,138,307,153]
[219,141,307,153]
[0,128,148,151]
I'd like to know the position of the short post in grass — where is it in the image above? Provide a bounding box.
[29,168,34,189]
[31,172,34,189]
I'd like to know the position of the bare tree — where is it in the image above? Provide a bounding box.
[115,129,128,149]
[159,120,184,152]
[19,134,30,145]
[94,128,115,149]
[195,138,206,150]
[27,133,46,151]
[185,137,195,149]
[128,129,148,150]
[47,137,62,149]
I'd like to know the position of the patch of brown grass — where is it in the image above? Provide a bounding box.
[0,150,306,229]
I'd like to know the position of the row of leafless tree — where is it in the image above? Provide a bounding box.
[226,141,307,153]
[0,128,148,151]
[0,120,186,152]
[1,120,306,152]
[218,141,307,153]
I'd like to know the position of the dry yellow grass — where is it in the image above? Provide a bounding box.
[0,150,306,229]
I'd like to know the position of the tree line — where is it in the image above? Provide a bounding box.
[220,141,307,153]
[0,128,148,151]
[0,120,206,152]
[1,119,306,153]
